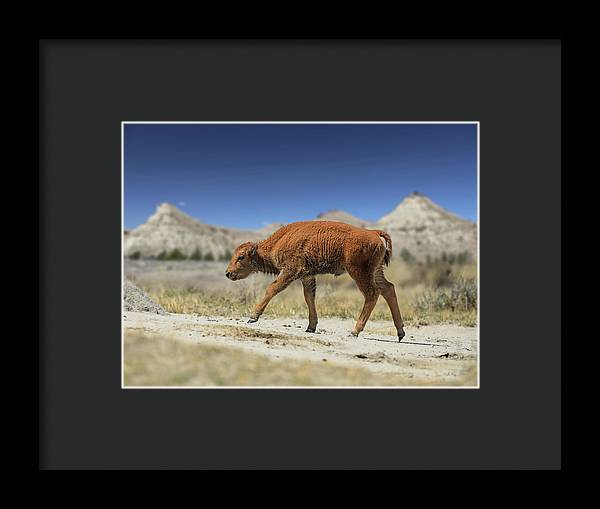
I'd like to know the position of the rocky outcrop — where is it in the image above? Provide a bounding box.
[123,203,260,258]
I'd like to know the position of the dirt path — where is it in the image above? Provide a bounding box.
[123,312,478,387]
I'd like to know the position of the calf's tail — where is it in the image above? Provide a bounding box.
[376,230,393,266]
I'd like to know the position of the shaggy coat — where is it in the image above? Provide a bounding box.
[226,221,405,340]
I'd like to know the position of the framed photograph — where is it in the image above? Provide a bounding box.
[39,38,562,470]
[121,121,479,389]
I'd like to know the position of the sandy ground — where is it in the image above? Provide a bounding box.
[123,311,478,387]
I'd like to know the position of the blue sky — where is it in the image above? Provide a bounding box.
[124,123,477,230]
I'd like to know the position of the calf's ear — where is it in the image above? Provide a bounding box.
[249,243,258,256]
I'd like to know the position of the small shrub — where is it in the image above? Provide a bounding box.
[204,252,215,261]
[156,251,167,261]
[400,248,416,264]
[430,265,453,287]
[166,248,187,261]
[219,249,233,261]
[415,277,477,312]
[190,248,203,260]
[129,251,141,260]
[457,251,471,265]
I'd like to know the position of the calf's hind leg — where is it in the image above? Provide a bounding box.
[302,276,318,333]
[348,268,380,337]
[375,267,405,341]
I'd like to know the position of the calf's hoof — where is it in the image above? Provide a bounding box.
[398,328,406,342]
[305,327,316,333]
[247,317,259,324]
[349,330,360,338]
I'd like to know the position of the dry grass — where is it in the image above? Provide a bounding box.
[124,330,475,387]
[146,261,478,327]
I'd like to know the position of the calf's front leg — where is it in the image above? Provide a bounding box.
[248,272,296,323]
[302,276,318,332]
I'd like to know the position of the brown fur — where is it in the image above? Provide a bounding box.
[226,221,405,340]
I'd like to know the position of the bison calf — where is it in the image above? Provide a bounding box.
[225,221,405,341]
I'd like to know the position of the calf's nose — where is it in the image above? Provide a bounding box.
[225,271,231,279]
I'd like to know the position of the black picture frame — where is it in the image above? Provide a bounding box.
[39,38,562,470]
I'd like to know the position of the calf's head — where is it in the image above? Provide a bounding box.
[225,242,257,281]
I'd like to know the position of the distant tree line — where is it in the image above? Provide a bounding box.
[129,247,472,265]
[128,248,233,261]
[399,248,473,266]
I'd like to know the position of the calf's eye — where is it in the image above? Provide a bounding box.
[237,255,244,262]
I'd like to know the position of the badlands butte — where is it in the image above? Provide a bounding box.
[124,192,477,263]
